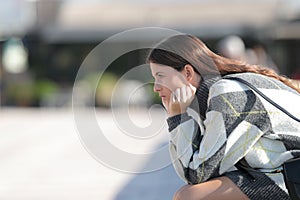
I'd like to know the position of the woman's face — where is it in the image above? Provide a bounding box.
[150,62,188,107]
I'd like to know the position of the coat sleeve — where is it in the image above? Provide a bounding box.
[167,80,266,184]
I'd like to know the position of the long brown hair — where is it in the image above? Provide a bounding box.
[147,34,300,93]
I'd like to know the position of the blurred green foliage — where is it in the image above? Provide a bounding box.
[82,72,118,107]
[35,79,59,100]
[5,78,59,106]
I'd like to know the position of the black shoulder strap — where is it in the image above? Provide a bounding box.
[224,76,300,123]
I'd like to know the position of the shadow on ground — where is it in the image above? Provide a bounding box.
[114,142,185,200]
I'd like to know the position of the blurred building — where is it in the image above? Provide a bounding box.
[0,0,300,106]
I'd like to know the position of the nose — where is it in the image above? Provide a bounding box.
[153,81,162,92]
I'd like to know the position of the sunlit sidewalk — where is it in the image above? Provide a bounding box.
[0,108,183,200]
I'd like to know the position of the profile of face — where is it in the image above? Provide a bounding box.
[150,62,191,107]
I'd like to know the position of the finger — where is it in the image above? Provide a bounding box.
[175,88,181,102]
[186,85,192,99]
[172,91,176,103]
[181,86,187,102]
[189,83,197,95]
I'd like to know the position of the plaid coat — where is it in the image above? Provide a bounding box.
[167,72,300,199]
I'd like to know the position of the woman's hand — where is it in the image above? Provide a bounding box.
[167,84,196,117]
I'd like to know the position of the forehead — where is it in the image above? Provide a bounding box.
[149,62,177,74]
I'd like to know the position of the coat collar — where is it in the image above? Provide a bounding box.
[190,76,222,120]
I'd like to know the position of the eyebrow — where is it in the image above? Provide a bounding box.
[155,72,164,76]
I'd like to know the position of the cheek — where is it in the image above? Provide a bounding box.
[170,76,186,89]
[160,75,186,92]
[161,78,177,92]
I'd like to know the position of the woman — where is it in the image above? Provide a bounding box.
[147,34,300,200]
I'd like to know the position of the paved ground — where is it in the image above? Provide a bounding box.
[0,108,184,200]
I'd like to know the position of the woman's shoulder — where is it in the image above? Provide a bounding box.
[207,73,253,98]
[223,72,283,88]
[209,72,297,97]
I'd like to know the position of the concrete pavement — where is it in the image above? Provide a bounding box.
[0,108,184,200]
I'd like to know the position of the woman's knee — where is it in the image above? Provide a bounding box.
[173,185,196,200]
[172,177,249,200]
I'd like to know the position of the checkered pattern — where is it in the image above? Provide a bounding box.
[167,72,300,199]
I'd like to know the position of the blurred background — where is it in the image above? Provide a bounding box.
[0,0,300,199]
[1,0,300,107]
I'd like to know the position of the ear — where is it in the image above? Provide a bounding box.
[183,64,195,81]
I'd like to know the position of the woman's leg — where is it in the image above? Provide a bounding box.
[173,176,249,200]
